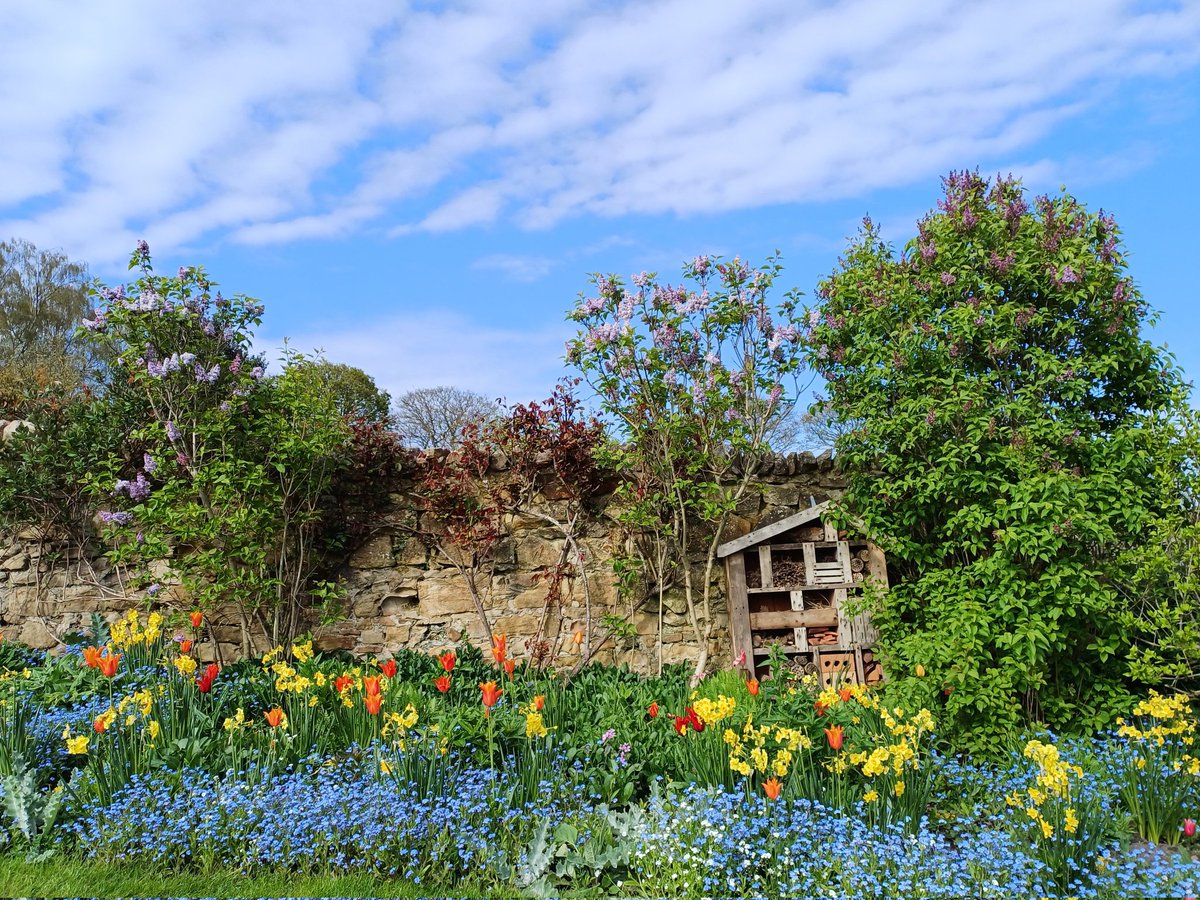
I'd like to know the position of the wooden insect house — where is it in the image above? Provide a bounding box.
[718,502,887,687]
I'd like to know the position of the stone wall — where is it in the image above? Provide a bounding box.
[0,451,844,672]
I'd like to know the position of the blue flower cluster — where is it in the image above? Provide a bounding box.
[627,784,1200,899]
[61,757,587,885]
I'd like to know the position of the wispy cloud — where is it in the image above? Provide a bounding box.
[2,0,1198,263]
[471,253,555,282]
[259,310,574,405]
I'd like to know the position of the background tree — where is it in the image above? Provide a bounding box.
[284,358,391,423]
[807,171,1183,750]
[567,255,805,681]
[0,238,95,408]
[392,385,498,448]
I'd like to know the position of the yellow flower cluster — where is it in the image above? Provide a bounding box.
[691,694,737,727]
[223,707,250,732]
[292,640,314,663]
[525,711,549,739]
[62,725,89,755]
[725,718,811,778]
[173,655,198,677]
[270,660,312,694]
[1116,691,1196,747]
[382,703,419,738]
[851,740,917,778]
[110,609,163,650]
[1007,740,1084,840]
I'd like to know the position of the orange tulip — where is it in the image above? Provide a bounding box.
[334,675,354,693]
[435,674,452,693]
[572,630,583,648]
[480,680,502,713]
[815,700,829,717]
[179,639,193,654]
[364,693,383,715]
[838,687,853,703]
[264,707,285,728]
[747,678,760,697]
[647,701,659,718]
[825,725,844,751]
[380,658,397,678]
[763,777,782,801]
[97,653,120,678]
[533,694,545,711]
[438,650,456,673]
[93,715,109,734]
[189,610,204,629]
[81,646,103,668]
[491,634,507,664]
[362,676,382,697]
[503,658,516,679]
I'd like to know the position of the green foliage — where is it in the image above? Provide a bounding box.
[807,172,1183,750]
[1118,405,1200,689]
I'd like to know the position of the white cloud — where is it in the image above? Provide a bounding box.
[259,310,574,406]
[1,0,1198,261]
[471,253,555,282]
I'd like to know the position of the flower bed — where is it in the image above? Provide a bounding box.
[1,611,1199,898]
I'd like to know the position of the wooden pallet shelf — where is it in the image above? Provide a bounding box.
[719,501,888,685]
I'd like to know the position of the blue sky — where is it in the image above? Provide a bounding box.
[2,0,1198,405]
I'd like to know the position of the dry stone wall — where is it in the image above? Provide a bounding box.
[0,451,845,673]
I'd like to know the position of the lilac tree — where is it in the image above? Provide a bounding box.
[567,255,806,681]
[86,243,348,657]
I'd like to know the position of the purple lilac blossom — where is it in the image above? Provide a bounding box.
[143,453,156,473]
[99,510,133,526]
[166,421,181,442]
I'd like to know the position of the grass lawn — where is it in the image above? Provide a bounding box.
[0,855,485,899]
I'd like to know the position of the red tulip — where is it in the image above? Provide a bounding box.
[380,658,397,678]
[647,701,659,718]
[97,653,120,678]
[81,646,103,668]
[480,681,502,715]
[435,674,452,693]
[196,663,219,693]
[364,693,382,716]
[1185,818,1196,838]
[189,610,204,629]
[334,675,354,693]
[264,707,285,728]
[438,650,456,672]
[93,715,108,734]
[763,777,782,801]
[362,676,382,697]
[747,678,760,697]
[825,725,845,751]
[686,707,704,733]
[673,715,687,736]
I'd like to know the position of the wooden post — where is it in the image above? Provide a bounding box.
[725,554,754,675]
[758,545,774,589]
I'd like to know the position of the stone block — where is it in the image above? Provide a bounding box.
[0,551,28,571]
[519,535,566,569]
[352,595,382,618]
[418,573,478,618]
[763,483,800,508]
[492,614,541,638]
[18,619,57,649]
[380,594,419,616]
[393,535,427,566]
[351,534,394,569]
